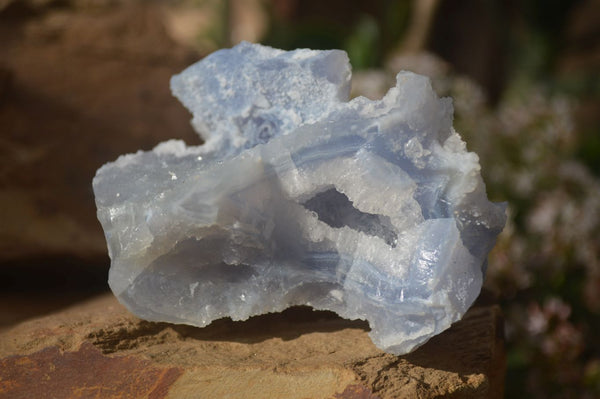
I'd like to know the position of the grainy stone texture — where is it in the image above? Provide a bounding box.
[0,291,504,398]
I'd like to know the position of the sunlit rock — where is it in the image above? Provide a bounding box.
[93,42,506,355]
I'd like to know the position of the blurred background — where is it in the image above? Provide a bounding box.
[0,0,598,397]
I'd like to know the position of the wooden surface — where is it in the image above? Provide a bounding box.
[0,291,504,398]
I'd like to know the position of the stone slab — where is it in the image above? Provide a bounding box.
[0,292,504,398]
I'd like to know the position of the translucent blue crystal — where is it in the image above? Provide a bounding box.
[93,42,506,355]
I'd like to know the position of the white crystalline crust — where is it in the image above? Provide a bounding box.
[93,42,506,355]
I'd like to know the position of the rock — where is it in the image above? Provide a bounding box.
[94,42,506,355]
[0,1,199,262]
[0,291,505,398]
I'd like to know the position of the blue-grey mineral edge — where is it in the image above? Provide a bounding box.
[93,41,506,355]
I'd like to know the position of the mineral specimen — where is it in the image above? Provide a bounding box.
[93,42,506,355]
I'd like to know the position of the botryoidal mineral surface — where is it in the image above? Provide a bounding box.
[93,42,506,355]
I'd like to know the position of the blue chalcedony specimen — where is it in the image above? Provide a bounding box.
[93,42,506,355]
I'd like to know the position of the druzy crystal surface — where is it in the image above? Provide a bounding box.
[93,42,506,355]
